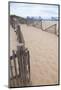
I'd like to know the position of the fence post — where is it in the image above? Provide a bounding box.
[12,50,20,87]
[40,20,42,30]
[28,50,30,82]
[17,44,25,86]
[55,24,56,35]
[10,60,14,87]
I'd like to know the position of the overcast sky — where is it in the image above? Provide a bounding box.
[10,3,58,19]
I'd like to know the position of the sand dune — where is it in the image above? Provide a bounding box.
[10,24,58,85]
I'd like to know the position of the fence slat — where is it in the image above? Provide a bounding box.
[10,47,30,87]
[10,59,15,87]
[17,46,24,86]
[28,51,30,82]
[23,53,27,85]
[12,50,19,86]
[55,24,56,34]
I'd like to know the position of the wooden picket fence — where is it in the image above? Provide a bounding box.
[9,45,30,87]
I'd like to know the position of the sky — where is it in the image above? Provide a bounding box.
[10,3,58,19]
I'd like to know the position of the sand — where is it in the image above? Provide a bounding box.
[20,24,58,85]
[10,24,58,86]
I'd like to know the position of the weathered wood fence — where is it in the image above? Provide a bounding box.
[44,24,57,34]
[42,24,58,35]
[9,24,30,87]
[9,46,30,87]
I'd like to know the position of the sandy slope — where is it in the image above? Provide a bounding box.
[20,24,58,85]
[10,24,58,85]
[10,26,18,56]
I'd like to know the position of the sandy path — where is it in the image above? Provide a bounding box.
[20,24,58,85]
